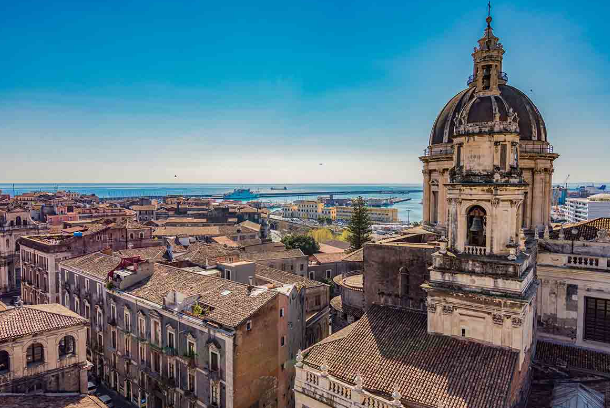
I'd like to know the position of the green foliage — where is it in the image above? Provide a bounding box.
[308,228,334,243]
[346,196,372,251]
[325,217,333,226]
[281,234,320,255]
[192,303,204,316]
[105,281,115,290]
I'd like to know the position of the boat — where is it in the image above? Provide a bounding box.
[270,186,288,190]
[223,188,259,200]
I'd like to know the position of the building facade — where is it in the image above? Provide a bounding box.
[565,194,610,223]
[61,252,290,408]
[0,208,47,294]
[0,304,89,394]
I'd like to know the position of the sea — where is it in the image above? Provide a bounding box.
[0,183,424,222]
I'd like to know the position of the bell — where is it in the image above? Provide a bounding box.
[470,216,483,232]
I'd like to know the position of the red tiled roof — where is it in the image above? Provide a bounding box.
[535,339,610,374]
[550,218,610,241]
[0,304,88,341]
[303,305,519,408]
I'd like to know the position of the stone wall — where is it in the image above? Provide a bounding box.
[363,242,435,310]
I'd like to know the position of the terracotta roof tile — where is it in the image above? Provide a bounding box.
[311,252,347,264]
[342,248,364,262]
[242,249,305,261]
[126,264,277,328]
[255,263,324,289]
[536,339,610,374]
[303,305,518,408]
[0,304,88,341]
[550,218,610,241]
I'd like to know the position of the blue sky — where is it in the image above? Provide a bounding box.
[0,0,608,184]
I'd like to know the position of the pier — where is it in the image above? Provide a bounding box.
[100,189,422,200]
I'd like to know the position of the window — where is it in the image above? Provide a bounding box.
[64,293,69,308]
[309,271,314,280]
[225,269,231,280]
[210,350,219,372]
[96,307,103,326]
[74,297,80,314]
[139,343,146,365]
[456,144,462,167]
[152,352,161,373]
[325,270,332,279]
[85,278,90,292]
[281,336,285,347]
[139,232,144,239]
[124,311,131,332]
[26,343,44,365]
[152,320,160,345]
[585,297,610,344]
[0,350,10,373]
[500,144,507,170]
[111,304,116,320]
[97,283,102,297]
[74,274,79,288]
[124,335,131,356]
[187,340,196,356]
[461,328,466,337]
[246,320,252,331]
[58,335,76,357]
[168,359,176,379]
[188,371,195,392]
[64,269,69,282]
[210,381,219,406]
[280,308,284,318]
[129,233,134,240]
[466,206,487,247]
[138,316,146,337]
[168,331,175,349]
[98,333,103,348]
[111,329,117,349]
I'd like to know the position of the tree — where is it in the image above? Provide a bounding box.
[281,234,320,255]
[325,217,333,226]
[346,196,372,251]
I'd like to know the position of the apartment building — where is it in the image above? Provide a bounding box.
[241,249,309,277]
[60,252,285,408]
[565,194,610,223]
[335,206,398,223]
[19,220,157,304]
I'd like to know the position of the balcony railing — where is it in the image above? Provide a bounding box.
[520,144,554,154]
[423,146,454,157]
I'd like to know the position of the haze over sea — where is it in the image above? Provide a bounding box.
[0,183,424,222]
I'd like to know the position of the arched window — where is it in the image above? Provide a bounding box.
[467,206,487,247]
[16,216,22,226]
[129,233,134,240]
[5,239,9,249]
[58,336,76,357]
[139,232,144,239]
[0,350,9,373]
[26,343,44,365]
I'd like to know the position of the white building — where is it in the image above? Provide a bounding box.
[565,194,610,223]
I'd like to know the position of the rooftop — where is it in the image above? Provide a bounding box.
[0,304,88,342]
[126,263,277,327]
[549,217,610,241]
[255,263,324,289]
[0,394,107,408]
[242,248,305,261]
[303,305,519,408]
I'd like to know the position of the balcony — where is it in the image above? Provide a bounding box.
[107,317,117,327]
[57,354,79,369]
[422,146,454,157]
[520,144,554,154]
[163,346,178,356]
[23,362,48,377]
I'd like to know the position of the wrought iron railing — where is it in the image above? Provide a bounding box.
[466,72,508,87]
[519,144,554,154]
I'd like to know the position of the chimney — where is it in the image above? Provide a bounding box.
[248,276,254,286]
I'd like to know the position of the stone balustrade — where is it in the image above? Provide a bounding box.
[538,252,609,271]
[464,245,488,256]
[297,365,401,408]
[57,354,79,369]
[23,362,49,377]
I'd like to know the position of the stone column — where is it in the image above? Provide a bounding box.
[422,170,431,223]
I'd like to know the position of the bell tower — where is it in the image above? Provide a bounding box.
[423,10,538,371]
[470,10,507,95]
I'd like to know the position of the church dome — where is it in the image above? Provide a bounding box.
[429,84,547,145]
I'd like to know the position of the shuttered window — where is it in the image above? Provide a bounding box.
[585,297,610,344]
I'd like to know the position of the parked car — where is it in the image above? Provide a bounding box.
[87,381,97,394]
[98,395,114,408]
